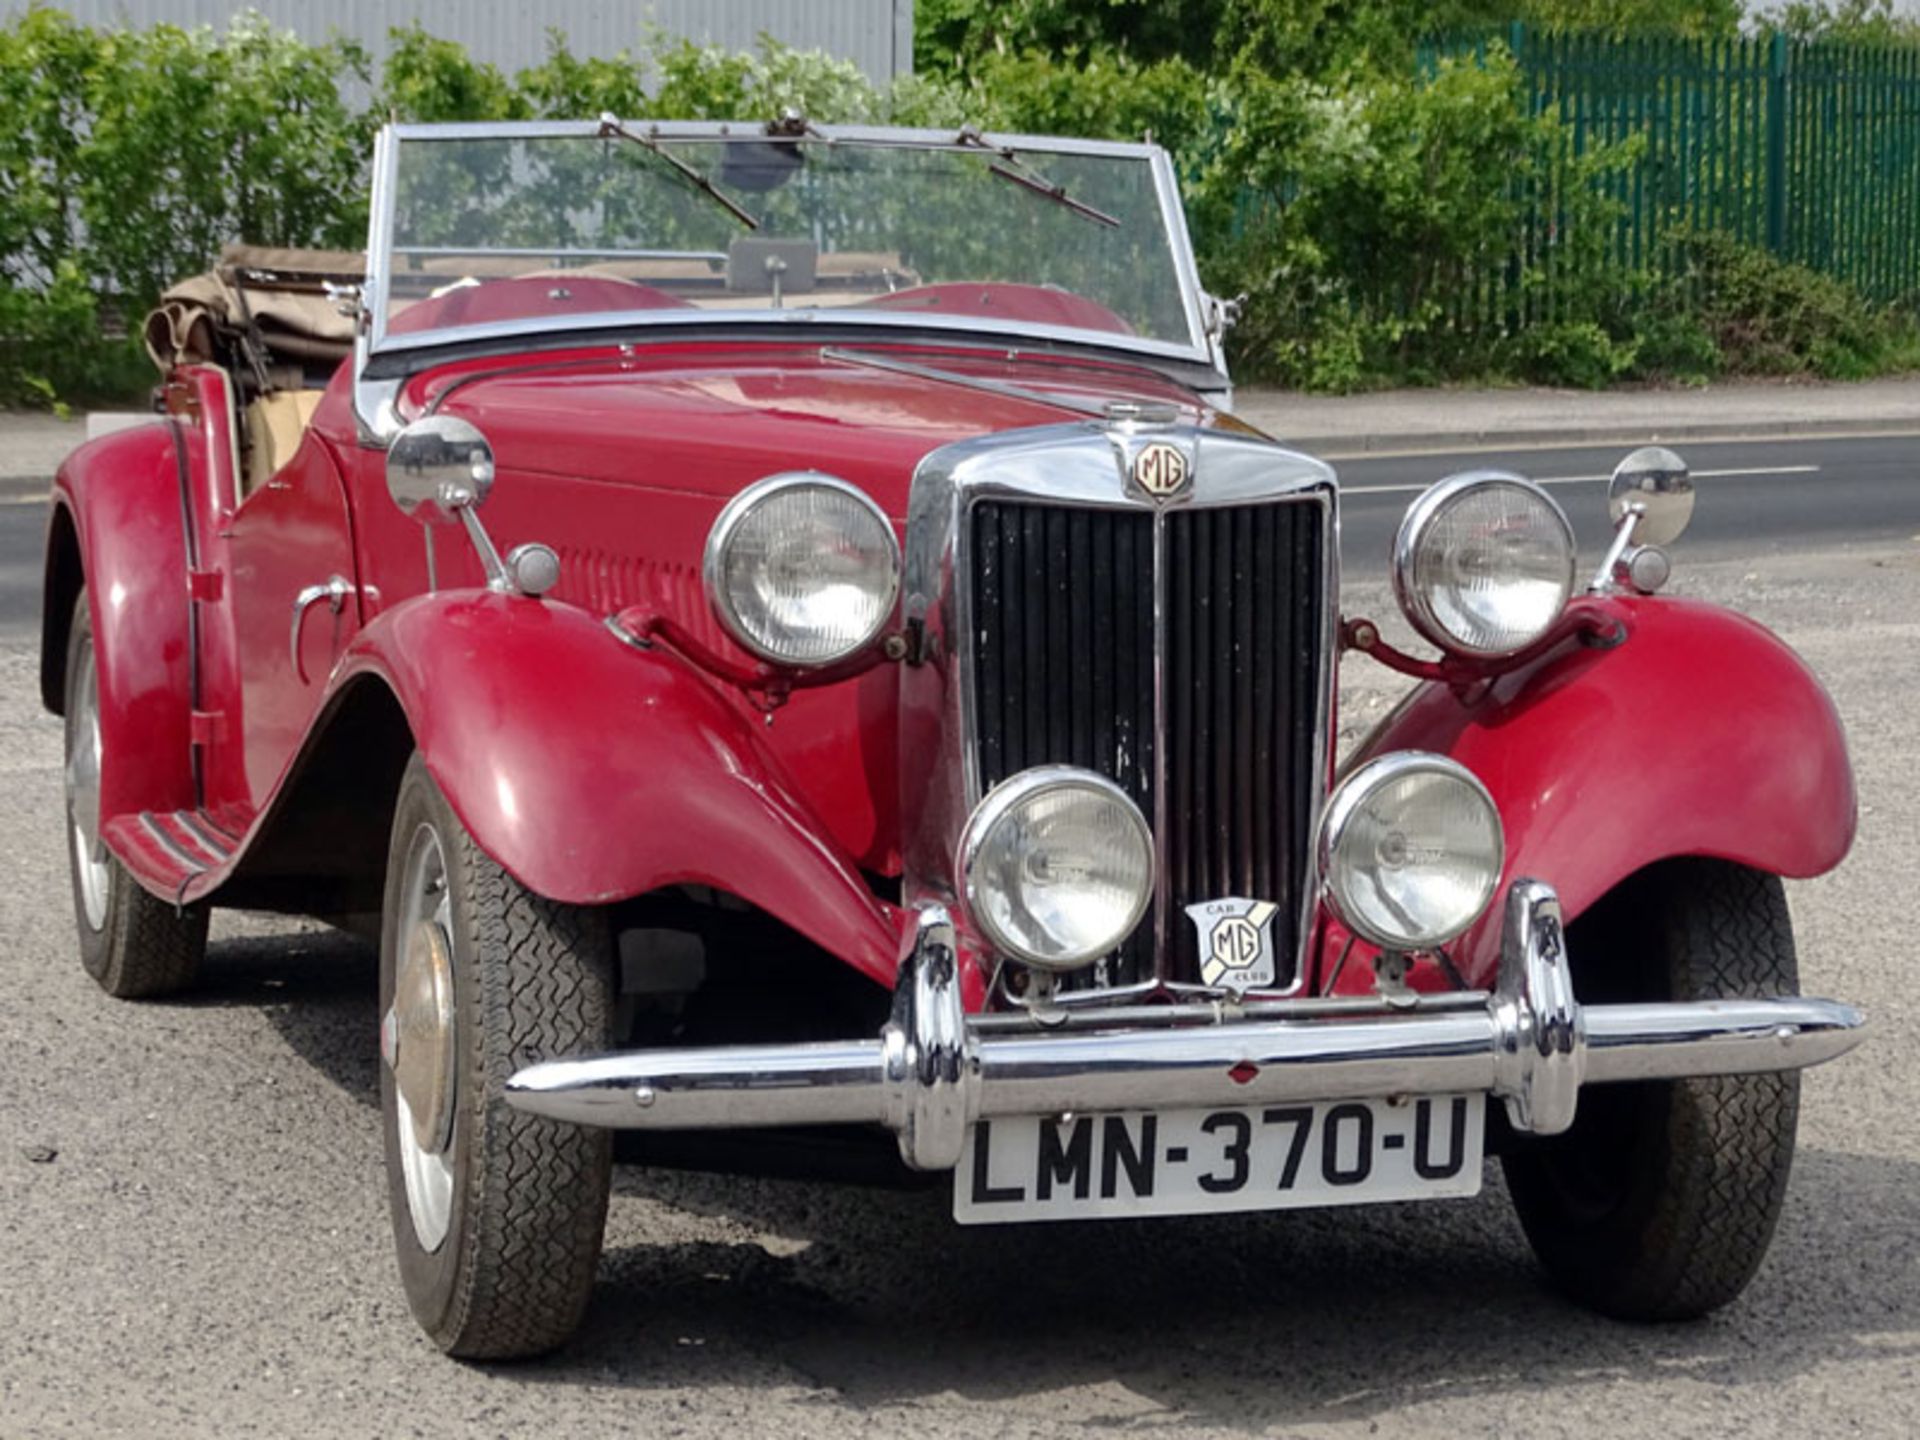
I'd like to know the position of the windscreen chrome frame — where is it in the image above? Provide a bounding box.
[353,120,1222,442]
[901,421,1341,1009]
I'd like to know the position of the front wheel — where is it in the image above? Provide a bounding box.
[379,753,614,1358]
[1502,858,1802,1320]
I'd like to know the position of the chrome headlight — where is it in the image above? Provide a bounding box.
[704,473,901,666]
[960,767,1154,971]
[1318,753,1503,952]
[1393,473,1576,657]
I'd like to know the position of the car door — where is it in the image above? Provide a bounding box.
[210,428,361,826]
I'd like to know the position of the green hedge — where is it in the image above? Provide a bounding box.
[2,7,1914,405]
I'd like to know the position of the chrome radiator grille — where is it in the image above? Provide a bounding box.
[969,496,1326,992]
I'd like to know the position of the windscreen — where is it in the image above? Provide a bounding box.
[377,129,1199,351]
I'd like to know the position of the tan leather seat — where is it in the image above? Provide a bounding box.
[243,390,325,496]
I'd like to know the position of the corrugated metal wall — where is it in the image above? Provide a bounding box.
[27,1,915,82]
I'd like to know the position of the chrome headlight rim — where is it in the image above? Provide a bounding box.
[703,471,902,668]
[1317,751,1505,953]
[1391,470,1577,659]
[958,765,1156,973]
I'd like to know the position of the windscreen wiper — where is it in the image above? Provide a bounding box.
[597,114,760,230]
[955,126,1122,229]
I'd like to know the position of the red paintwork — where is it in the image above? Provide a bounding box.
[216,426,359,819]
[389,276,689,334]
[49,330,1854,1013]
[328,590,905,982]
[1328,593,1856,991]
[857,282,1134,335]
[50,423,196,824]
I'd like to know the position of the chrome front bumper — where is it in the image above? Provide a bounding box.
[504,880,1866,1171]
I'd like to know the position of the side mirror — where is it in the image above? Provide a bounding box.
[1607,445,1693,547]
[387,415,495,523]
[382,415,555,597]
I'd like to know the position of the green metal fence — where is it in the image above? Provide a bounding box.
[1465,24,1920,307]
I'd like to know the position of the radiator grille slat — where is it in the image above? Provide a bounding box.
[971,497,1321,993]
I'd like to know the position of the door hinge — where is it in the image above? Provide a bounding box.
[189,710,227,747]
[188,568,224,602]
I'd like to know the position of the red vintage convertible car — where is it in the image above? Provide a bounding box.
[44,118,1865,1357]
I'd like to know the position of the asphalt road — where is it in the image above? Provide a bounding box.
[2,433,1918,1437]
[1330,432,1920,571]
[1,432,1913,645]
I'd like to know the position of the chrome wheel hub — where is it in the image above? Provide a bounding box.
[387,824,456,1253]
[390,919,457,1154]
[66,648,109,931]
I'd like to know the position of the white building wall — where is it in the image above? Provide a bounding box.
[25,1,915,83]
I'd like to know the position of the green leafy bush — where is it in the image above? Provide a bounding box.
[1676,230,1919,379]
[2,6,1914,407]
[0,9,369,403]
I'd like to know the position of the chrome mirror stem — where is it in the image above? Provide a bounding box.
[457,506,512,591]
[1589,506,1642,594]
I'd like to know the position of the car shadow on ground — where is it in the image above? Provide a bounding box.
[515,1147,1915,1428]
[208,923,1918,1427]
[186,923,381,1109]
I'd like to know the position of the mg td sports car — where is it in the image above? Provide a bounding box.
[42,118,1865,1357]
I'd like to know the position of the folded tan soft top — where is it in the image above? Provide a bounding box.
[144,244,364,380]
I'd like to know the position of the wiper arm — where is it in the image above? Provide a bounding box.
[597,114,759,230]
[955,127,1122,229]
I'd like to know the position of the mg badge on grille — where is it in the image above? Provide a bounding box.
[1185,897,1280,993]
[1131,440,1191,499]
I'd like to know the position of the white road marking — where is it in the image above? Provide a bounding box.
[0,493,50,506]
[1342,464,1821,496]
[1311,426,1920,461]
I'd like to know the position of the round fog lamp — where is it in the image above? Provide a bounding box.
[1318,753,1503,952]
[704,473,901,666]
[960,767,1154,971]
[1394,473,1576,657]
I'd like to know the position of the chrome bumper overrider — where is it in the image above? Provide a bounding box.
[504,880,1866,1172]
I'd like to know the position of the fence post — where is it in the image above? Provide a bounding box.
[1767,30,1788,254]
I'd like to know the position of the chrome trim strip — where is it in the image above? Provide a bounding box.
[369,307,1216,373]
[504,882,1868,1165]
[381,119,1175,159]
[138,813,209,875]
[353,124,404,446]
[1149,144,1214,372]
[1149,505,1171,981]
[968,990,1491,1033]
[175,811,236,863]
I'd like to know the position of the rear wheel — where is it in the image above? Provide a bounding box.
[63,590,207,998]
[379,753,614,1358]
[1503,858,1801,1320]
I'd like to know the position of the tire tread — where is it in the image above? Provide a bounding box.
[1504,858,1801,1321]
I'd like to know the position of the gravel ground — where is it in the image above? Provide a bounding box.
[2,541,1915,1439]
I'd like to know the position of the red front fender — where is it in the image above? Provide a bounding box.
[44,421,197,823]
[334,591,905,987]
[1347,594,1855,989]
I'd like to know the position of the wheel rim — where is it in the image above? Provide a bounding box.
[66,645,110,931]
[386,822,457,1253]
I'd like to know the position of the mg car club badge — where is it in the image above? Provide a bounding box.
[1184,897,1281,992]
[1131,439,1191,498]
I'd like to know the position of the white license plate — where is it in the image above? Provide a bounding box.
[954,1093,1485,1223]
